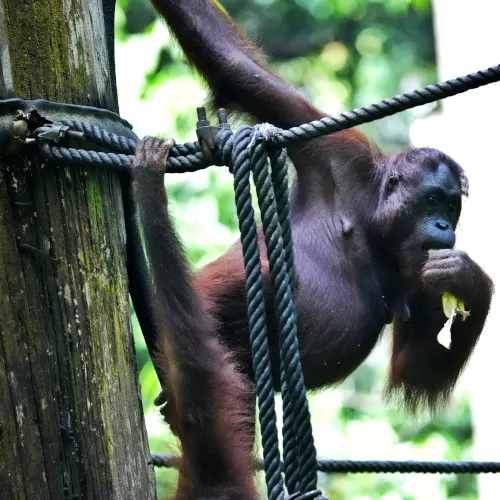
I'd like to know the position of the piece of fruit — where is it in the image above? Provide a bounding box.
[437,292,469,349]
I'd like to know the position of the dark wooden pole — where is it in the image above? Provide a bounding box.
[0,1,156,498]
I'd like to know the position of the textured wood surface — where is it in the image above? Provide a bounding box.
[0,1,156,498]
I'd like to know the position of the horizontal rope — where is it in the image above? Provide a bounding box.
[150,453,500,474]
[278,64,500,144]
[35,63,500,172]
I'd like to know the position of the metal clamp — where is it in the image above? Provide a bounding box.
[195,107,230,164]
[35,123,84,144]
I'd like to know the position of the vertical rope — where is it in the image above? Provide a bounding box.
[269,146,301,494]
[251,139,300,494]
[269,146,319,493]
[226,127,285,500]
[249,134,319,494]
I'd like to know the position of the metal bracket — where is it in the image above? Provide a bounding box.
[36,123,84,144]
[195,107,230,163]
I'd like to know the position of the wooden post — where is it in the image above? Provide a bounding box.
[0,1,156,498]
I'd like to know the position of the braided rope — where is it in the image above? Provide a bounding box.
[40,142,133,171]
[268,145,301,494]
[226,127,285,500]
[151,453,500,475]
[249,137,301,494]
[250,134,318,495]
[45,119,201,159]
[278,64,500,144]
[37,122,209,173]
[37,64,500,172]
[315,460,500,474]
[57,119,138,154]
[40,140,209,173]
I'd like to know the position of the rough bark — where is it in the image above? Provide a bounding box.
[0,1,156,498]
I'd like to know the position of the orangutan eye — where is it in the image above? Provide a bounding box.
[427,193,439,206]
[388,174,399,188]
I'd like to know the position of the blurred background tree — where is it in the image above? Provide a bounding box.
[114,1,481,498]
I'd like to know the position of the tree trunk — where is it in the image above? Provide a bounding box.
[0,1,156,499]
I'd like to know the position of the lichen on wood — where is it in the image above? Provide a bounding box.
[0,1,156,498]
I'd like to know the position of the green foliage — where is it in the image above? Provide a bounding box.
[115,1,477,498]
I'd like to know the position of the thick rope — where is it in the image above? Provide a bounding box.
[278,64,500,144]
[36,64,500,171]
[36,120,201,160]
[35,122,208,173]
[40,142,133,171]
[57,119,138,154]
[39,139,208,173]
[248,136,301,494]
[225,126,285,500]
[249,132,318,495]
[151,453,500,475]
[268,146,301,494]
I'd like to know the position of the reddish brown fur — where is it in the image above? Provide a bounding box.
[140,1,493,498]
[133,137,257,500]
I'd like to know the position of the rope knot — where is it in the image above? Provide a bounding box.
[253,123,285,146]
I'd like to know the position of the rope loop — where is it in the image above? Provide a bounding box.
[226,123,320,497]
[230,124,286,500]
